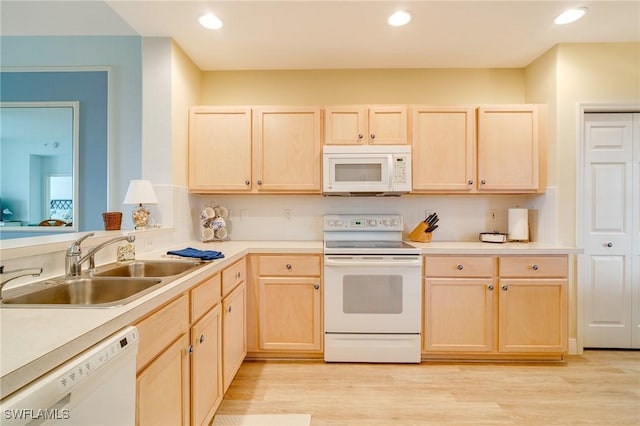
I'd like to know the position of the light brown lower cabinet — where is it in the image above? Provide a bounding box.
[247,254,323,357]
[137,333,190,426]
[423,255,568,359]
[190,304,223,426]
[222,281,247,392]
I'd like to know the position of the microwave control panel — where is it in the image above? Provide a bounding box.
[393,155,408,183]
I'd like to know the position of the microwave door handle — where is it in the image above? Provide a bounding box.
[387,156,394,190]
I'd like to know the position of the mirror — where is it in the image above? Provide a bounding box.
[0,102,79,232]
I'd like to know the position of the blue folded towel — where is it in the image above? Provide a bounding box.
[166,247,225,261]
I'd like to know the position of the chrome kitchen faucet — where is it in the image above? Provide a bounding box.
[0,265,43,301]
[65,233,135,276]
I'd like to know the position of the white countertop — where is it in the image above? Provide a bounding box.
[0,239,579,400]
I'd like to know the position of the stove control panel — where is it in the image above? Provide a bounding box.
[324,214,403,231]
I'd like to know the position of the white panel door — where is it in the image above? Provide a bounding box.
[633,114,640,347]
[583,113,637,348]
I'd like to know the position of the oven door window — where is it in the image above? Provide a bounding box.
[343,275,403,314]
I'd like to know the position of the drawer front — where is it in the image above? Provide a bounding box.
[425,256,495,277]
[258,255,321,276]
[222,257,247,296]
[136,294,189,370]
[191,273,222,322]
[499,256,568,278]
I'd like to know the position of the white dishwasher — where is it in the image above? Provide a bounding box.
[1,326,139,425]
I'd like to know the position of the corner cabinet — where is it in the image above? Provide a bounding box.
[411,104,547,193]
[423,254,568,360]
[188,106,321,194]
[189,107,253,193]
[247,254,323,356]
[324,105,408,145]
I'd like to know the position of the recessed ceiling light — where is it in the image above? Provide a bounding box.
[554,7,588,25]
[388,10,412,27]
[199,13,223,30]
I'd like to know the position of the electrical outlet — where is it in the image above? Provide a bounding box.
[488,209,497,222]
[284,209,293,221]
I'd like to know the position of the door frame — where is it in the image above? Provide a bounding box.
[576,102,640,353]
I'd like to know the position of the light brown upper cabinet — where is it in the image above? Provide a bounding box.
[412,104,546,193]
[476,105,546,193]
[189,107,253,193]
[324,105,408,145]
[411,106,477,192]
[189,106,321,194]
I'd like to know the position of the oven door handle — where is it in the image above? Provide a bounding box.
[324,257,422,267]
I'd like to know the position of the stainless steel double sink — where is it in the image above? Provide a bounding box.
[1,260,205,308]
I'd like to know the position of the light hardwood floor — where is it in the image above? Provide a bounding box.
[216,350,640,425]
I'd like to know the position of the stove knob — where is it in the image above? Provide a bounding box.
[382,219,389,226]
[368,219,377,227]
[391,219,399,226]
[335,220,344,227]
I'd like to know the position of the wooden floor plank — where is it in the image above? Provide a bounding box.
[216,350,640,425]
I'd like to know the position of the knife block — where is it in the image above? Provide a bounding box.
[409,221,432,242]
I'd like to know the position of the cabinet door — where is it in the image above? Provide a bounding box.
[477,105,540,192]
[424,278,495,352]
[324,106,368,144]
[253,107,321,192]
[222,282,247,392]
[498,279,567,353]
[191,304,223,426]
[137,334,190,426]
[188,107,252,192]
[368,105,408,145]
[412,106,476,192]
[258,277,322,352]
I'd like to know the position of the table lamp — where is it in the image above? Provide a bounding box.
[123,180,158,229]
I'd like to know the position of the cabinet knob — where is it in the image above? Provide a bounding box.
[358,134,364,140]
[199,334,205,344]
[467,179,474,185]
[488,284,494,291]
[502,285,509,291]
[236,271,241,279]
[480,179,486,185]
[314,284,320,290]
[606,242,613,248]
[531,264,539,271]
[457,264,464,270]
[228,305,232,313]
[257,180,263,185]
[370,133,376,140]
[187,345,194,355]
[245,180,250,186]
[286,263,292,270]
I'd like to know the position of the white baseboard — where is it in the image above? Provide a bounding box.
[568,338,580,355]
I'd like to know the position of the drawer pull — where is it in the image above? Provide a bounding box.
[606,242,613,248]
[502,285,509,291]
[286,264,292,270]
[531,264,539,271]
[488,285,494,291]
[457,264,464,270]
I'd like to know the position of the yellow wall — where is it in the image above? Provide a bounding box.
[200,68,525,105]
[171,41,202,187]
[555,43,640,246]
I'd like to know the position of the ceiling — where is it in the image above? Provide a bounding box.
[2,1,639,70]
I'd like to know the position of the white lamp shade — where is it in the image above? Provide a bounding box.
[123,180,159,205]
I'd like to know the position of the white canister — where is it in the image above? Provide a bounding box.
[508,208,529,242]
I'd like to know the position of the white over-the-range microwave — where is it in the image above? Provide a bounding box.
[322,145,412,196]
